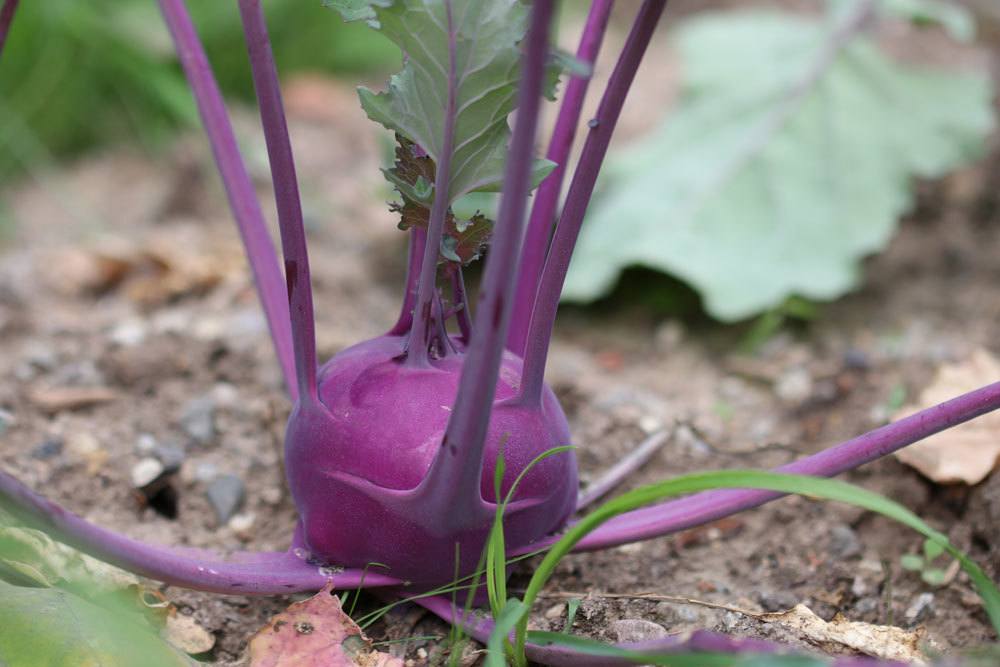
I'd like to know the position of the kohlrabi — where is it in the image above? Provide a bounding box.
[2,0,1000,664]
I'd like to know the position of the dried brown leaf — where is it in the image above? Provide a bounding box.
[761,604,934,664]
[894,348,1000,484]
[249,583,403,667]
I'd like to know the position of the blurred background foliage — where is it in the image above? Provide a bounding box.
[0,0,399,181]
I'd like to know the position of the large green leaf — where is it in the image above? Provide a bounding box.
[563,9,994,321]
[0,579,190,667]
[328,0,552,202]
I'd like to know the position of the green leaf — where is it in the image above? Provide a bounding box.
[527,632,828,666]
[0,579,190,667]
[485,599,528,667]
[923,536,946,561]
[900,553,926,571]
[922,567,948,586]
[563,9,994,321]
[513,470,1000,658]
[332,0,548,201]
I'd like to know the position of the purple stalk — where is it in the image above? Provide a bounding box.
[507,0,615,356]
[518,0,667,406]
[513,380,1000,554]
[413,594,903,666]
[0,469,402,594]
[405,4,460,368]
[389,228,427,335]
[419,0,555,512]
[450,265,472,344]
[576,430,667,510]
[157,0,297,399]
[237,0,319,402]
[0,0,18,61]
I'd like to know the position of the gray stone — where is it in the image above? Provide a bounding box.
[180,396,216,445]
[0,409,14,436]
[31,439,63,460]
[905,592,934,624]
[207,474,245,524]
[758,590,797,612]
[829,524,862,559]
[611,618,668,643]
[153,442,186,471]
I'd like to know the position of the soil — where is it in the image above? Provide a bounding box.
[2,4,999,666]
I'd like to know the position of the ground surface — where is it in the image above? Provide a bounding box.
[1,4,999,665]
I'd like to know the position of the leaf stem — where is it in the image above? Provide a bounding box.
[0,0,18,61]
[421,0,555,511]
[513,380,1000,554]
[237,0,319,402]
[507,0,615,356]
[518,0,667,406]
[389,228,427,335]
[405,2,460,367]
[0,467,402,594]
[156,0,297,399]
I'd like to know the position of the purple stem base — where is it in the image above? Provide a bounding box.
[0,468,401,594]
[413,593,907,666]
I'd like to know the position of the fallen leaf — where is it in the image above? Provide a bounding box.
[29,386,118,412]
[249,582,403,667]
[43,228,243,307]
[760,604,934,664]
[893,348,1000,484]
[161,608,216,655]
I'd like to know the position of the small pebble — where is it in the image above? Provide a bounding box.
[758,590,797,612]
[828,524,862,559]
[179,396,216,445]
[0,409,14,435]
[905,592,934,624]
[153,442,186,471]
[655,601,702,625]
[228,512,256,541]
[194,462,219,484]
[611,618,668,643]
[842,348,871,371]
[638,415,663,434]
[31,439,64,460]
[110,319,147,347]
[132,458,166,489]
[854,597,879,615]
[207,474,245,524]
[135,433,157,455]
[211,383,239,409]
[24,342,57,370]
[67,432,101,456]
[775,366,812,403]
[261,487,283,506]
[543,603,565,620]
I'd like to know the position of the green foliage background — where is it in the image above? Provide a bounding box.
[0,0,399,180]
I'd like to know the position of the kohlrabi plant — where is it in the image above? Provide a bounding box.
[1,0,999,664]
